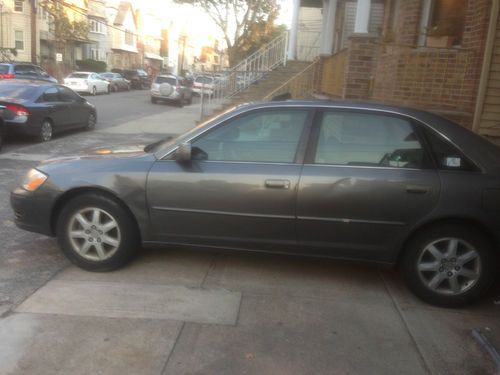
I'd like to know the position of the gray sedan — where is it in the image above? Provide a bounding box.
[10,101,500,307]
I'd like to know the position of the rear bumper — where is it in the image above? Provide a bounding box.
[4,119,41,137]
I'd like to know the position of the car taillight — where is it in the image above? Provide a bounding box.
[6,104,30,116]
[0,74,15,79]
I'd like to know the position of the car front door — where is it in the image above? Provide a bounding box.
[296,109,441,263]
[146,108,313,251]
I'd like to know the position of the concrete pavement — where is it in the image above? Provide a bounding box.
[0,98,499,375]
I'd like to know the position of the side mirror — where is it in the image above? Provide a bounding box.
[176,142,192,162]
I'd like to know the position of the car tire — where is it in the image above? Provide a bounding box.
[106,86,111,94]
[56,193,139,272]
[151,97,157,104]
[177,97,184,108]
[187,96,192,105]
[401,223,497,307]
[92,86,97,96]
[86,112,97,130]
[38,119,53,142]
[0,128,3,152]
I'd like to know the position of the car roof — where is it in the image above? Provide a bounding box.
[0,79,54,87]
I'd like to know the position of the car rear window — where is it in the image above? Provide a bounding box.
[68,73,90,79]
[14,65,38,76]
[155,76,176,85]
[0,64,10,74]
[0,84,39,99]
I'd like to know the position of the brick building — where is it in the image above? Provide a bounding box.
[288,0,500,136]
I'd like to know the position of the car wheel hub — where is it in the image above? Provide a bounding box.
[41,122,52,141]
[417,237,481,295]
[67,207,121,261]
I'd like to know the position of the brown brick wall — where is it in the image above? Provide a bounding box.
[392,0,422,45]
[343,35,378,99]
[371,0,492,128]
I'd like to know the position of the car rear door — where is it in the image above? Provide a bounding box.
[38,86,69,129]
[146,107,313,251]
[296,109,441,263]
[57,86,88,127]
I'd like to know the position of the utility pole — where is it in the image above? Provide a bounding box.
[30,0,37,63]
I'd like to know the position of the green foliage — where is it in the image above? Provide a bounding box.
[175,0,282,66]
[76,59,107,72]
[40,0,89,46]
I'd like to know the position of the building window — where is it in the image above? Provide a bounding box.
[15,30,24,50]
[91,49,103,61]
[423,0,467,47]
[90,19,104,34]
[125,30,134,45]
[14,0,23,12]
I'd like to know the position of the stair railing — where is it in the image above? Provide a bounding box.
[199,30,289,118]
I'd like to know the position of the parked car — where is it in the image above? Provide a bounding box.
[114,69,150,89]
[150,74,193,107]
[10,100,500,307]
[99,72,130,92]
[0,80,96,143]
[192,75,215,96]
[0,62,58,83]
[63,72,110,95]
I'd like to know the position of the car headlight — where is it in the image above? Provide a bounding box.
[22,169,48,192]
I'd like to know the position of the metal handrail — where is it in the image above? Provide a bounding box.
[199,30,289,119]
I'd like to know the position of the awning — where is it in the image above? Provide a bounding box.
[144,52,164,61]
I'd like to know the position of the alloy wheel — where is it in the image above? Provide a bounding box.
[417,237,481,295]
[67,207,121,261]
[87,113,96,129]
[40,121,53,142]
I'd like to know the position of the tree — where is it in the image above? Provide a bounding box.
[175,0,282,67]
[39,0,89,54]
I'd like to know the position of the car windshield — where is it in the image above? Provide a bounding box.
[0,64,10,74]
[144,106,237,153]
[100,73,114,78]
[155,76,176,85]
[195,76,213,84]
[0,84,39,99]
[68,73,90,79]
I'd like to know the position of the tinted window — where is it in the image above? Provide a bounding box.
[100,73,113,79]
[155,76,176,85]
[68,73,90,79]
[41,87,60,102]
[422,127,478,171]
[58,86,80,102]
[0,84,38,99]
[314,111,425,168]
[14,65,38,77]
[0,64,10,74]
[191,110,309,163]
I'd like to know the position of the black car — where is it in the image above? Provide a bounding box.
[112,69,150,89]
[99,72,131,92]
[0,80,96,144]
[10,101,500,307]
[0,62,58,83]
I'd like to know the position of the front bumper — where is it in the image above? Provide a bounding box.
[10,187,55,236]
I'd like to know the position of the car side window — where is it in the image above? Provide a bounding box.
[58,86,79,102]
[15,65,38,77]
[313,111,425,168]
[422,127,478,171]
[191,109,310,163]
[41,87,60,102]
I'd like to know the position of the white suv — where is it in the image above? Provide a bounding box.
[150,75,193,107]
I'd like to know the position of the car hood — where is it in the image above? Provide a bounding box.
[40,144,153,165]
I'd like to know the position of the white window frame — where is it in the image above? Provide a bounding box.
[90,19,105,34]
[14,30,24,51]
[125,30,134,46]
[14,0,24,12]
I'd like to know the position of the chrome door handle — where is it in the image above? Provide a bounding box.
[406,185,430,194]
[265,179,290,189]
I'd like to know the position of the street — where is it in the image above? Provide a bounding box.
[0,89,499,375]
